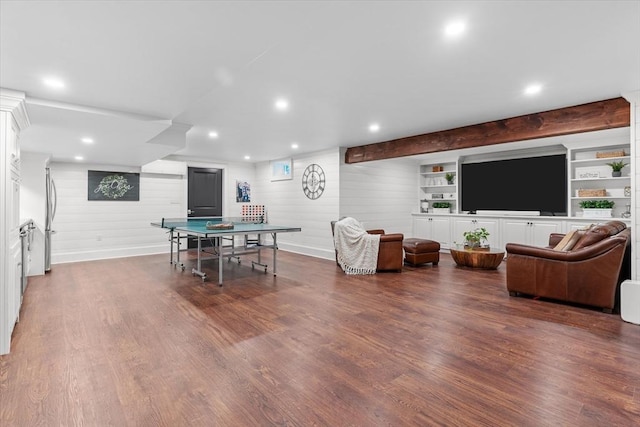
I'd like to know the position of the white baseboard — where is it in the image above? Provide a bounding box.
[52,244,169,265]
[51,243,335,266]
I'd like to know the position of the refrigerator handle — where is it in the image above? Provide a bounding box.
[51,179,57,222]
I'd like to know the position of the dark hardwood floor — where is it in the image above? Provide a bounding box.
[1,249,639,426]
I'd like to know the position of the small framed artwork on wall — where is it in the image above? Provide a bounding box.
[271,158,293,181]
[236,180,251,202]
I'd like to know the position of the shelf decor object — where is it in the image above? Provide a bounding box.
[577,189,607,197]
[580,199,615,218]
[596,150,626,158]
[606,160,629,177]
[432,202,450,214]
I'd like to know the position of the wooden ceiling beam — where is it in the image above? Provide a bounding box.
[344,97,630,164]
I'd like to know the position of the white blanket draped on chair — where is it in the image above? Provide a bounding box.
[333,217,380,275]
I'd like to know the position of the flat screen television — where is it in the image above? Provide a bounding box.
[461,154,567,216]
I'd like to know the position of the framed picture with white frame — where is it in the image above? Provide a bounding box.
[270,158,293,181]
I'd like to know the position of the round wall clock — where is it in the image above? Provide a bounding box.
[302,163,326,200]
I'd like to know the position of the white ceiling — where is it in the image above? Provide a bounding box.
[1,1,639,167]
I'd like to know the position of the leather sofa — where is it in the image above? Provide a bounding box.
[505,220,631,313]
[331,221,404,272]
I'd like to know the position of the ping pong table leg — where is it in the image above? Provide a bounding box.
[169,230,174,265]
[272,233,277,276]
[191,235,206,281]
[218,237,223,286]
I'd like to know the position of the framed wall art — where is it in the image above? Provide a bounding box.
[88,170,140,201]
[270,158,293,181]
[236,180,251,202]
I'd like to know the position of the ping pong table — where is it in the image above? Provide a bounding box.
[151,217,301,285]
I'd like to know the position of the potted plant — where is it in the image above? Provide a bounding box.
[606,160,628,177]
[579,199,615,218]
[432,202,451,214]
[445,172,455,185]
[463,227,490,249]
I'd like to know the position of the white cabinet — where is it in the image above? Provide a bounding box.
[412,215,451,249]
[567,139,631,219]
[502,219,562,248]
[1,89,29,355]
[9,237,21,327]
[452,217,500,249]
[418,161,458,214]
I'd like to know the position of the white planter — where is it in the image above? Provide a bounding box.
[582,208,613,218]
[433,208,450,214]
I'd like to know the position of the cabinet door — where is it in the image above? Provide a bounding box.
[452,218,476,246]
[413,217,431,238]
[502,220,530,246]
[530,221,562,247]
[9,237,21,329]
[430,217,451,248]
[412,216,451,248]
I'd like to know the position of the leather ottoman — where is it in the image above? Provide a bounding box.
[403,238,440,266]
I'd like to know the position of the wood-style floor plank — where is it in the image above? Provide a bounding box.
[1,250,639,426]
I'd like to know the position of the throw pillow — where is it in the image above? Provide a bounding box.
[552,229,578,251]
[572,224,609,250]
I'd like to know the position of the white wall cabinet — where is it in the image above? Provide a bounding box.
[413,215,452,248]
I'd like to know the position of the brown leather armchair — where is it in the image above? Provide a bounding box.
[331,221,404,272]
[505,221,631,313]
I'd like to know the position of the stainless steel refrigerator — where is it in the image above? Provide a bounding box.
[45,167,57,272]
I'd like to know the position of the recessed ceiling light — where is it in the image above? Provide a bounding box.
[524,83,543,96]
[274,98,289,111]
[81,137,94,144]
[244,155,251,160]
[74,155,84,161]
[444,20,466,37]
[208,131,219,139]
[291,143,299,149]
[43,77,65,89]
[369,123,380,133]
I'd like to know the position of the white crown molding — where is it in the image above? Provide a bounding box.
[0,88,30,130]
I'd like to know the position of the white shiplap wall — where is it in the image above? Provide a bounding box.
[253,149,340,260]
[49,160,256,264]
[339,150,417,237]
[50,162,184,264]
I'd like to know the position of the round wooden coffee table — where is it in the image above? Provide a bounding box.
[449,246,505,269]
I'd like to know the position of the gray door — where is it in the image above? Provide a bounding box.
[188,167,223,248]
[188,167,223,217]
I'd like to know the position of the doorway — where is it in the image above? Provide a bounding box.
[187,167,223,248]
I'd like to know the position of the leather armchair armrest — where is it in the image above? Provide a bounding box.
[367,229,385,235]
[506,235,627,262]
[380,233,404,243]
